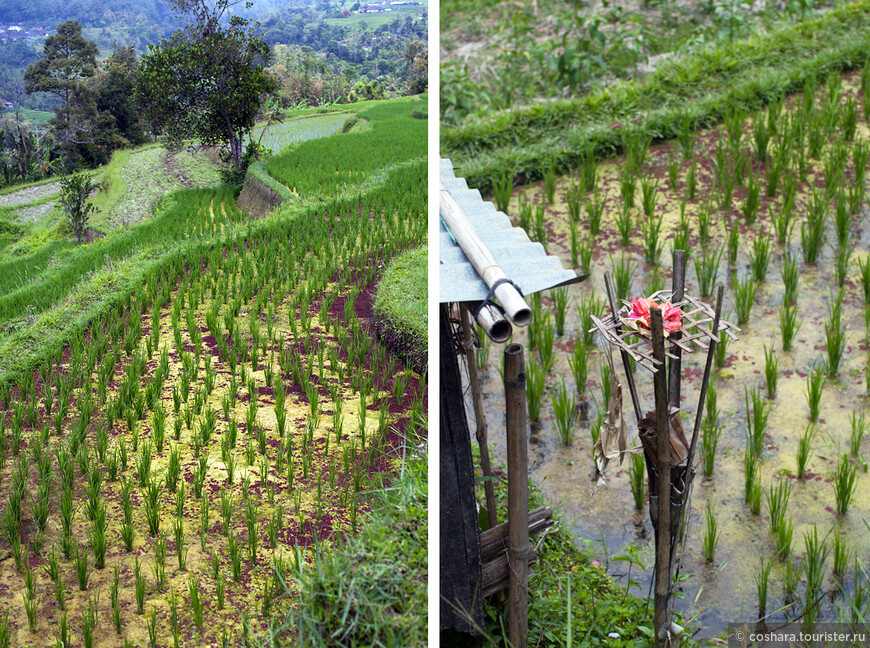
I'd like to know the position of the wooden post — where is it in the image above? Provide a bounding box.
[668,251,686,412]
[504,343,530,648]
[651,308,671,647]
[460,304,498,529]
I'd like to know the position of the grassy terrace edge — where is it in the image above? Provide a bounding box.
[441,1,870,194]
[373,245,428,374]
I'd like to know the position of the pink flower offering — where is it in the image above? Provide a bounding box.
[626,297,682,336]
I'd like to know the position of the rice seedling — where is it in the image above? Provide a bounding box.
[859,257,870,307]
[774,516,793,560]
[699,502,719,564]
[672,201,691,256]
[749,230,771,282]
[552,380,576,445]
[766,478,791,536]
[566,182,582,227]
[714,325,730,368]
[725,218,739,265]
[763,341,778,398]
[796,423,815,479]
[110,564,122,633]
[580,143,597,193]
[577,234,592,274]
[600,361,612,409]
[803,524,829,597]
[745,386,770,460]
[801,190,827,264]
[849,410,866,458]
[629,453,646,510]
[640,214,664,266]
[74,542,89,590]
[700,413,721,479]
[610,252,635,303]
[492,172,513,213]
[733,275,757,325]
[779,302,800,352]
[640,175,659,219]
[543,160,556,203]
[569,339,589,397]
[843,93,859,141]
[742,172,761,225]
[615,203,633,247]
[153,532,167,591]
[805,365,826,423]
[832,530,851,577]
[134,556,146,614]
[785,557,802,596]
[586,188,605,237]
[668,152,680,191]
[825,293,847,377]
[697,197,715,248]
[753,116,770,161]
[685,156,697,200]
[755,557,773,618]
[833,190,851,249]
[552,286,569,336]
[694,246,722,299]
[781,254,799,305]
[833,453,858,515]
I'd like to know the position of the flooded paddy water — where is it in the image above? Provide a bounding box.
[471,69,870,637]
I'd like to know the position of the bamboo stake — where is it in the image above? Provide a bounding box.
[505,344,530,648]
[460,304,498,529]
[651,308,671,648]
[684,284,724,491]
[668,251,686,412]
[440,181,532,326]
[604,272,642,422]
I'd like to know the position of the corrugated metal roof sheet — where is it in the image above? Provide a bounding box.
[439,158,583,304]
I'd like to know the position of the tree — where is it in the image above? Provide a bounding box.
[59,173,98,244]
[136,0,278,170]
[23,21,99,159]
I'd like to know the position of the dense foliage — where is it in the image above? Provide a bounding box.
[136,0,278,169]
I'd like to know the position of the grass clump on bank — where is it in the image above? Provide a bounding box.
[462,473,692,647]
[373,244,428,374]
[291,452,428,647]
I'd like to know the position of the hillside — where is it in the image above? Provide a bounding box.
[0,94,426,645]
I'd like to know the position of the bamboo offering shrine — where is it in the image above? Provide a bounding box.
[590,251,740,647]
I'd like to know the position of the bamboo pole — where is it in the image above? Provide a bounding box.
[460,304,498,529]
[684,284,725,488]
[504,343,530,648]
[471,301,513,343]
[651,308,671,648]
[668,251,686,412]
[440,181,532,326]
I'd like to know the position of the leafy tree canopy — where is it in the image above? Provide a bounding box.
[24,21,98,104]
[136,0,278,169]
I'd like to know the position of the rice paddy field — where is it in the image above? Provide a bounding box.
[470,63,870,638]
[255,114,349,155]
[0,96,427,646]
